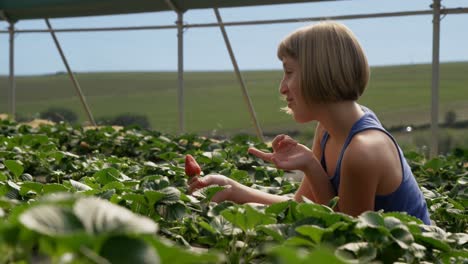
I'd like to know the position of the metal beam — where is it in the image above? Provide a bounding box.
[45,19,96,126]
[176,12,184,133]
[214,8,264,142]
[431,0,441,157]
[165,0,185,133]
[2,7,467,34]
[8,22,15,119]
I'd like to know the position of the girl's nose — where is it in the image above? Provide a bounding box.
[279,79,288,95]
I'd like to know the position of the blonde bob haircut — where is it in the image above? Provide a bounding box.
[277,21,370,104]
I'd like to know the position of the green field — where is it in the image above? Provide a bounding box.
[1,62,467,137]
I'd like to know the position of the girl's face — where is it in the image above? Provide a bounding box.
[280,56,314,123]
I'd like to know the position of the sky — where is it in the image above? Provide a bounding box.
[0,0,467,75]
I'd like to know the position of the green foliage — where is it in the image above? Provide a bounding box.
[39,107,78,123]
[444,110,457,126]
[98,113,151,129]
[0,119,466,263]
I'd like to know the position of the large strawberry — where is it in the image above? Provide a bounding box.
[185,154,201,177]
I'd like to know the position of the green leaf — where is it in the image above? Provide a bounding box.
[407,242,426,259]
[19,205,84,236]
[268,245,346,264]
[149,236,220,264]
[198,220,217,235]
[207,201,236,217]
[0,197,21,209]
[210,215,242,236]
[414,234,451,252]
[221,205,276,232]
[284,236,316,247]
[69,179,93,191]
[265,200,292,215]
[383,216,402,229]
[20,173,33,181]
[94,168,130,185]
[295,225,327,244]
[390,226,414,249]
[74,197,158,235]
[4,160,24,179]
[439,249,468,262]
[122,193,147,205]
[335,242,377,263]
[43,183,70,194]
[327,196,339,209]
[103,181,126,191]
[266,245,304,263]
[19,181,43,196]
[94,168,120,185]
[0,172,7,181]
[100,236,160,264]
[296,203,347,226]
[229,170,250,182]
[5,180,20,199]
[358,211,385,228]
[382,212,423,225]
[361,227,391,244]
[144,190,165,206]
[192,185,226,202]
[179,193,199,204]
[58,151,79,159]
[156,202,187,221]
[306,247,347,264]
[39,192,78,204]
[158,187,181,205]
[424,158,444,170]
[139,175,170,191]
[448,232,468,246]
[257,223,291,242]
[296,202,333,215]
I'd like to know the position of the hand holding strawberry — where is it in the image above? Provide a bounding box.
[185,154,201,177]
[185,153,288,204]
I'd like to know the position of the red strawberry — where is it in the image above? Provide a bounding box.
[185,154,201,177]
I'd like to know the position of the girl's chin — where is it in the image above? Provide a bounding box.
[282,107,313,123]
[292,113,313,123]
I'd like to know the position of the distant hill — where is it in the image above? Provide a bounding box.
[1,61,467,134]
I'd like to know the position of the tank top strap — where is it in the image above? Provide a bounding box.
[320,131,330,171]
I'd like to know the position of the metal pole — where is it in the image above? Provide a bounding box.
[1,7,467,34]
[164,0,185,133]
[214,8,264,142]
[431,0,441,157]
[8,22,16,119]
[176,11,185,133]
[45,18,96,126]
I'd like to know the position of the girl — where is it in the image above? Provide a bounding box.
[189,21,431,225]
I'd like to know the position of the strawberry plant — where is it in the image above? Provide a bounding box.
[0,119,466,263]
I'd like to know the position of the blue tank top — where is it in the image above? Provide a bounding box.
[320,106,431,225]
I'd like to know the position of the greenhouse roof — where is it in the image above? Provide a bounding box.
[0,0,337,21]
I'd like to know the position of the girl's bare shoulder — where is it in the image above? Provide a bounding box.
[343,129,398,171]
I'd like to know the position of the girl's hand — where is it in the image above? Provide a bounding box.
[188,174,238,203]
[248,134,318,171]
[189,173,293,205]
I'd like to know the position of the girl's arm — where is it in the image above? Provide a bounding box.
[249,131,337,206]
[188,174,290,204]
[293,122,324,202]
